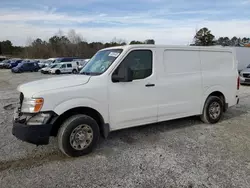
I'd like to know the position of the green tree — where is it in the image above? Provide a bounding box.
[194,27,215,46]
[0,40,13,54]
[130,40,144,44]
[32,38,43,46]
[217,37,230,46]
[145,39,155,44]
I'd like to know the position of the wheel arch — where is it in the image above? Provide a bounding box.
[51,106,109,138]
[202,90,226,112]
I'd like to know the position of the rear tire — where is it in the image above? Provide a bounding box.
[55,70,60,75]
[57,115,100,157]
[200,96,223,124]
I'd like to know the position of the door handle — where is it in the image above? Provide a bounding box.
[145,83,155,87]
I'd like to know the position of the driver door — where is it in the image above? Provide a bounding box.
[60,64,66,73]
[108,49,158,130]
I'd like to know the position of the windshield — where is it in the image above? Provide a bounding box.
[54,64,62,68]
[16,62,24,67]
[247,64,250,68]
[50,64,57,68]
[54,59,62,64]
[80,49,123,75]
[1,60,9,64]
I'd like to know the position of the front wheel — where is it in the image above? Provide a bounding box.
[200,96,223,124]
[55,70,60,74]
[72,69,77,74]
[57,115,100,157]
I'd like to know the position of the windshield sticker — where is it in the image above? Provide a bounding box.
[108,52,120,57]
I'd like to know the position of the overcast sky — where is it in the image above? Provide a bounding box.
[1,0,250,46]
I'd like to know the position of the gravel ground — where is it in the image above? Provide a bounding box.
[0,69,250,188]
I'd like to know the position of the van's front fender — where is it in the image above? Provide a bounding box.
[53,98,109,123]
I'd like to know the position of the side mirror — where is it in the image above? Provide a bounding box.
[112,67,133,82]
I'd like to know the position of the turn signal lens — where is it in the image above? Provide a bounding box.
[34,98,44,112]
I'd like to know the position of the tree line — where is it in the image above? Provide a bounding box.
[193,27,250,47]
[0,29,155,59]
[1,28,249,58]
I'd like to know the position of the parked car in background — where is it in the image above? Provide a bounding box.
[0,59,11,68]
[36,59,46,68]
[0,56,6,60]
[49,62,78,74]
[11,61,40,73]
[55,57,81,63]
[75,59,90,71]
[39,58,53,67]
[2,60,12,68]
[6,59,23,69]
[40,64,58,74]
[239,64,250,84]
[0,56,7,62]
[43,57,81,67]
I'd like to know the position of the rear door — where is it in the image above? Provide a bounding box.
[60,64,67,73]
[66,63,73,73]
[22,63,29,71]
[157,49,202,121]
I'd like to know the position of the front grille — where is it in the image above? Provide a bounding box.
[243,73,250,78]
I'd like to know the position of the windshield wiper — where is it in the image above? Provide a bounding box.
[80,72,91,75]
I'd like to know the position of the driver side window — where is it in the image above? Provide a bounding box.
[61,64,66,68]
[113,50,153,80]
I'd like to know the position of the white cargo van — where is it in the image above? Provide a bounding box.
[12,45,239,157]
[49,62,78,74]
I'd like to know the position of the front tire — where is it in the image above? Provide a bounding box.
[72,69,77,74]
[55,70,60,74]
[57,115,100,157]
[200,96,223,124]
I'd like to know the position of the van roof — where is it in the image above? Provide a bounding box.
[101,45,233,52]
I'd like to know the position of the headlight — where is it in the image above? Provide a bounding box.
[26,113,51,125]
[21,98,44,113]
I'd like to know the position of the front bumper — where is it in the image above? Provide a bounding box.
[12,110,56,145]
[41,70,49,74]
[11,69,19,73]
[240,76,250,84]
[12,122,52,145]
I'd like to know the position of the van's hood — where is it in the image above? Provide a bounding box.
[41,67,50,71]
[18,75,90,98]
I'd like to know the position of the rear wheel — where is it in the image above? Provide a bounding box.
[200,96,223,124]
[55,70,60,74]
[57,115,100,157]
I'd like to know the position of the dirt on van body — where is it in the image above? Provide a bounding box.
[0,69,250,188]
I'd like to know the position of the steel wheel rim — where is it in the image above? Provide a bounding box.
[70,124,93,150]
[209,102,221,120]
